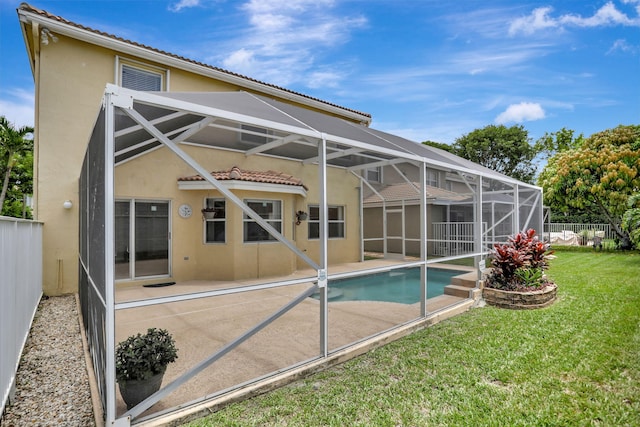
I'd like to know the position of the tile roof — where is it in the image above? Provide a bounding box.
[178,166,309,191]
[18,3,371,121]
[363,182,471,204]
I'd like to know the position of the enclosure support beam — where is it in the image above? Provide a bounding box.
[514,185,520,234]
[420,162,427,317]
[475,176,484,284]
[318,135,329,358]
[104,93,118,426]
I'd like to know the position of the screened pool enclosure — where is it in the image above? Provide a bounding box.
[79,84,543,425]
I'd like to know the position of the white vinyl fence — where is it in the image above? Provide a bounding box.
[1,217,42,415]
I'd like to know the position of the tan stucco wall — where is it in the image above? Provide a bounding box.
[31,32,363,295]
[36,37,114,295]
[114,146,361,284]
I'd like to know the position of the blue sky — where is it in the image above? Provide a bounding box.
[1,0,639,145]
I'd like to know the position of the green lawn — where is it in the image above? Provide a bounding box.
[186,251,640,426]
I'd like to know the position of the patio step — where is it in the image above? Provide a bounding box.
[444,284,472,298]
[450,271,478,288]
[444,271,479,299]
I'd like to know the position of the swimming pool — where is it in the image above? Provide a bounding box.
[313,267,467,305]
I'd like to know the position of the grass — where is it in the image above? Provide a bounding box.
[185,251,640,426]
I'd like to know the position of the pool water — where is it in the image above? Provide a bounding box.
[314,268,466,305]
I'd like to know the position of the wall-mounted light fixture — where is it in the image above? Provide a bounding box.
[295,210,308,225]
[63,200,73,210]
[40,28,58,46]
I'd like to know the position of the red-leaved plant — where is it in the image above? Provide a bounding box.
[485,229,554,291]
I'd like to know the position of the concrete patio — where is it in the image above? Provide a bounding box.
[109,259,476,424]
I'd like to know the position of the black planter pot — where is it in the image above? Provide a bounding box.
[118,370,165,409]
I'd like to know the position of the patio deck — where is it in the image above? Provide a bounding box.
[111,259,475,424]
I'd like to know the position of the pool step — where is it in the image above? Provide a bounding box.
[444,272,479,299]
[449,271,478,288]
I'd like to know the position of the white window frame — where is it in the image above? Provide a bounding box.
[365,166,382,183]
[114,198,172,281]
[116,56,168,91]
[427,169,440,187]
[243,199,282,243]
[239,124,274,145]
[203,198,226,244]
[308,205,345,239]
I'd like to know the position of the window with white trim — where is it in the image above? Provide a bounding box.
[243,199,282,242]
[239,124,273,145]
[365,166,382,183]
[308,205,345,239]
[204,198,226,243]
[427,170,439,187]
[121,63,163,91]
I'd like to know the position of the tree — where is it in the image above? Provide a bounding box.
[538,124,640,249]
[0,116,34,217]
[622,193,640,249]
[421,140,454,153]
[451,124,537,183]
[534,127,584,161]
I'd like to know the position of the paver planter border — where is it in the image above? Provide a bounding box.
[483,283,557,310]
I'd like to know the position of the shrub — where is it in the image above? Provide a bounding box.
[115,328,178,382]
[485,229,554,291]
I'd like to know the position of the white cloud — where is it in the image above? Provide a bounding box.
[509,7,558,36]
[214,0,366,88]
[169,0,200,12]
[222,48,256,71]
[307,70,344,89]
[0,88,34,129]
[560,2,637,27]
[495,102,546,124]
[509,2,640,36]
[607,38,639,54]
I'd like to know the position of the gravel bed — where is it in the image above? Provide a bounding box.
[1,295,96,427]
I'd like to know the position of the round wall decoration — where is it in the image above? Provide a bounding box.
[178,203,192,218]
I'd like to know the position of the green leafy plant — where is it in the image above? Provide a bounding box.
[115,328,178,382]
[514,267,543,287]
[622,193,640,249]
[485,229,554,291]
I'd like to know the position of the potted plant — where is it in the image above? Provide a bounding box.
[115,328,178,409]
[201,207,216,219]
[483,229,557,309]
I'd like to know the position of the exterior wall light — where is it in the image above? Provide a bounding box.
[295,210,308,225]
[63,200,73,209]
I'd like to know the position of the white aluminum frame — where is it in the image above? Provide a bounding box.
[85,85,543,425]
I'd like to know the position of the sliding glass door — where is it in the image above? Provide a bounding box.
[115,200,170,280]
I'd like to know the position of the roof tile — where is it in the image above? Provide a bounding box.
[178,166,309,191]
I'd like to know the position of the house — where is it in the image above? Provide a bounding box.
[17,3,543,424]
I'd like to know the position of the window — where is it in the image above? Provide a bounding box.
[243,199,282,242]
[204,198,226,243]
[308,205,345,239]
[365,167,382,183]
[239,124,272,145]
[121,64,163,91]
[427,170,439,187]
